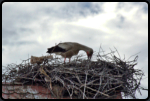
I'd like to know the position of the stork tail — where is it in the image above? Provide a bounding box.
[47,46,66,53]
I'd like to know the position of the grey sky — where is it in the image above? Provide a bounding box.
[2,2,148,99]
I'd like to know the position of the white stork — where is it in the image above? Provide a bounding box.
[46,42,93,63]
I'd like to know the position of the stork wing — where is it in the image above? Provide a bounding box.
[58,42,74,51]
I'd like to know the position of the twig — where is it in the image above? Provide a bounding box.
[83,71,88,99]
[86,86,110,97]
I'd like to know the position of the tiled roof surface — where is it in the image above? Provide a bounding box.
[2,82,52,99]
[2,82,122,99]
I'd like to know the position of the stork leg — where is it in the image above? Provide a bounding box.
[69,58,71,63]
[64,57,66,64]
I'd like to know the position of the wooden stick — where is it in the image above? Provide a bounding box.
[83,71,88,99]
[86,86,110,97]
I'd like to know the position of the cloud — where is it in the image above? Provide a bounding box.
[2,2,102,46]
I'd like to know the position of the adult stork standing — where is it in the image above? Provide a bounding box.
[46,42,93,63]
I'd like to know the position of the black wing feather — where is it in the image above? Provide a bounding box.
[46,45,66,53]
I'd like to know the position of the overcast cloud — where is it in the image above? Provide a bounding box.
[2,2,148,99]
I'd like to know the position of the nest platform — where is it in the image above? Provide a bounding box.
[2,50,144,99]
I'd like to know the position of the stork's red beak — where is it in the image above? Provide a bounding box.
[87,51,92,60]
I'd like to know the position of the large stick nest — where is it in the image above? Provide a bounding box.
[2,48,144,99]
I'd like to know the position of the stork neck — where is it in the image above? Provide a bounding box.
[78,44,91,52]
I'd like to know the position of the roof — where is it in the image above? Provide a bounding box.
[2,82,122,99]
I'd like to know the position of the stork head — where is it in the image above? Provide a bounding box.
[86,49,93,60]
